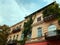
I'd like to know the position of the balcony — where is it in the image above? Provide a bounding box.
[45,30,60,40]
[43,14,58,22]
[7,40,17,45]
[12,28,21,33]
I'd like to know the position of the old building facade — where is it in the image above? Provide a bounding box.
[7,1,60,45]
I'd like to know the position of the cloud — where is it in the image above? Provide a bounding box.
[0,0,54,26]
[56,0,60,4]
[0,0,60,26]
[43,0,53,3]
[0,0,29,26]
[15,0,48,15]
[21,2,38,14]
[43,0,60,4]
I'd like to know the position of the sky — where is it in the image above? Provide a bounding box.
[0,0,60,26]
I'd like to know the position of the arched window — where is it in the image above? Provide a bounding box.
[48,24,56,31]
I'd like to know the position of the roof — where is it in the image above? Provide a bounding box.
[25,1,56,19]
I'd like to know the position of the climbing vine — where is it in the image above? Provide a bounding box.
[43,2,60,18]
[43,2,60,24]
[22,16,33,45]
[17,16,33,45]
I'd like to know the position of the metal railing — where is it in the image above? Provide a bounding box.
[43,14,58,22]
[45,30,60,37]
[12,28,21,33]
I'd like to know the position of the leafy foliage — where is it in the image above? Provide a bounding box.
[43,2,60,18]
[19,16,33,45]
[23,17,33,36]
[0,25,10,45]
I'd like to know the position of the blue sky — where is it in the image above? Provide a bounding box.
[0,0,60,26]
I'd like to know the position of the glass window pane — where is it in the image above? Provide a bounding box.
[37,27,42,37]
[37,17,41,22]
[48,25,56,31]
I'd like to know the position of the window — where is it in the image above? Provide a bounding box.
[16,35,18,40]
[10,36,11,39]
[37,27,42,37]
[13,35,15,40]
[20,33,24,40]
[48,25,57,36]
[19,25,21,29]
[16,26,19,30]
[37,17,41,22]
[48,25,56,31]
[10,36,11,40]
[48,25,56,36]
[20,25,21,27]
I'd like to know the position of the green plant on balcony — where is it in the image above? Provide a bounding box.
[43,2,60,17]
[43,2,60,23]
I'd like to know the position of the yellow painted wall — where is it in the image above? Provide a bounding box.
[7,11,60,43]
